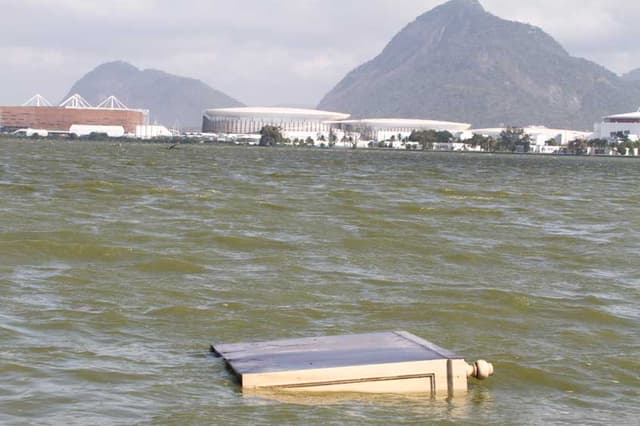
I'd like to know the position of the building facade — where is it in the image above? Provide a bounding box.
[0,106,146,134]
[335,118,471,141]
[594,110,640,141]
[466,126,592,153]
[202,107,350,138]
[202,108,474,145]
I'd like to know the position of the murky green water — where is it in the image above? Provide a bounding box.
[1,139,638,425]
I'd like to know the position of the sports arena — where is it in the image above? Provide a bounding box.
[202,107,350,136]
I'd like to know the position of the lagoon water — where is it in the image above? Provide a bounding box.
[1,139,639,425]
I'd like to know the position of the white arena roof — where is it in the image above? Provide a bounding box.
[336,118,471,131]
[604,110,640,120]
[471,126,592,138]
[205,107,350,121]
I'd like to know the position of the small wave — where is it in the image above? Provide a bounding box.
[62,180,117,193]
[265,172,311,179]
[0,362,49,379]
[62,180,184,197]
[397,203,430,214]
[144,305,220,319]
[498,361,591,393]
[67,368,152,384]
[1,239,139,262]
[330,189,364,198]
[258,201,292,212]
[342,237,379,250]
[0,182,36,193]
[442,251,492,265]
[417,206,505,217]
[210,234,294,251]
[555,304,636,328]
[436,188,514,200]
[134,258,207,274]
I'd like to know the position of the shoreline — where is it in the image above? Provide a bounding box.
[2,135,638,159]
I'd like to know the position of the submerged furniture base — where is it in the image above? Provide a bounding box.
[212,331,493,395]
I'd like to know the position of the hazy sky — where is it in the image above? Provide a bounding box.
[1,0,639,107]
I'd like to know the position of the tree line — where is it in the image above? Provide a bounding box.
[258,125,638,155]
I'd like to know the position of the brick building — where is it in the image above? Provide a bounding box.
[0,106,146,134]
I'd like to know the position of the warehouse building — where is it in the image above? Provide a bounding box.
[0,94,147,135]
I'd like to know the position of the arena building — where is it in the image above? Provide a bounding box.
[202,108,474,144]
[0,94,147,135]
[202,107,350,139]
[334,118,472,141]
[465,126,592,153]
[594,109,640,141]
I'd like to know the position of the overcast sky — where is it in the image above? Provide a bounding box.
[1,0,639,107]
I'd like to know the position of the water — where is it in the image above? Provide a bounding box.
[1,139,638,425]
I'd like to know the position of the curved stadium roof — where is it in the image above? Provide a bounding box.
[205,107,350,121]
[336,118,471,131]
[605,110,640,120]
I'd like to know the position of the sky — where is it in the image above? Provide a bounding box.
[1,0,640,107]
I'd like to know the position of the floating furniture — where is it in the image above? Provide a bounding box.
[212,331,493,395]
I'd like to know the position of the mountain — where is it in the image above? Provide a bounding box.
[318,0,640,130]
[622,69,640,82]
[64,61,244,129]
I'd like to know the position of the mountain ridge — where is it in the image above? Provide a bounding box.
[65,61,244,129]
[622,68,640,82]
[318,0,640,130]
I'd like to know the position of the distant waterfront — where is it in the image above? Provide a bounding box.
[1,139,639,424]
[2,133,638,157]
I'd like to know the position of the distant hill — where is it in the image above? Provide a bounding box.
[64,61,244,130]
[622,69,640,82]
[318,0,640,130]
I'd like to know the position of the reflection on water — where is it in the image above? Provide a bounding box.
[1,140,639,424]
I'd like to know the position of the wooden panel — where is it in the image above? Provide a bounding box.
[282,376,436,394]
[242,360,452,393]
[213,331,470,394]
[214,331,461,375]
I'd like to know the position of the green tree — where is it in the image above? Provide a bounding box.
[498,127,530,153]
[588,138,608,149]
[259,126,283,146]
[586,138,609,154]
[407,130,454,149]
[409,130,437,150]
[436,131,454,143]
[616,140,636,155]
[483,137,498,152]
[567,139,588,155]
[467,134,495,152]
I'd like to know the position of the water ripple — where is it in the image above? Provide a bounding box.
[1,141,639,424]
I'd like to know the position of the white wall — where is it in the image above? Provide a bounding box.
[595,121,640,141]
[70,125,125,138]
[135,125,172,139]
